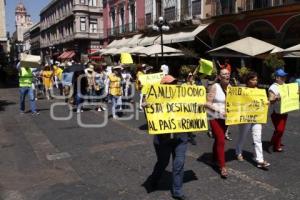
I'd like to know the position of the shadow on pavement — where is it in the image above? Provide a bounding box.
[0,100,16,111]
[142,170,198,193]
[139,124,148,131]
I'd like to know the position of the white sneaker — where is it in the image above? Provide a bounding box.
[97,108,102,112]
[101,107,106,111]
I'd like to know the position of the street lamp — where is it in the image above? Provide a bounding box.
[152,16,170,59]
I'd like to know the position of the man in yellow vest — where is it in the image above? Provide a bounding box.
[19,65,39,115]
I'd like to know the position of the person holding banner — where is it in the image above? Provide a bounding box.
[235,72,270,168]
[268,68,288,152]
[147,75,189,200]
[206,68,230,178]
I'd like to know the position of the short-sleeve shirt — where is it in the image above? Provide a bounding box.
[268,83,281,113]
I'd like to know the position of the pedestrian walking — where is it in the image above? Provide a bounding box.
[41,65,54,100]
[147,75,189,200]
[135,64,146,112]
[18,65,39,115]
[108,66,123,119]
[94,66,107,112]
[205,68,231,178]
[235,72,270,169]
[268,68,289,152]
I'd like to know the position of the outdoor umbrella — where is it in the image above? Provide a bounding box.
[283,44,300,53]
[207,37,280,58]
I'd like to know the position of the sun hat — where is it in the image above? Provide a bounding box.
[275,68,288,77]
[113,65,124,70]
[160,75,176,84]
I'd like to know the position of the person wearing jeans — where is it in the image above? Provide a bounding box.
[268,68,289,152]
[19,66,38,115]
[147,75,189,200]
[108,66,123,119]
[235,72,270,168]
[206,68,230,178]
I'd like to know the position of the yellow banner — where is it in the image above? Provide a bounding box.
[226,87,268,125]
[139,72,164,85]
[279,83,300,114]
[145,84,208,134]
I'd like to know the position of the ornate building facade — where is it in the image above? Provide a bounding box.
[103,0,145,44]
[0,0,8,53]
[40,0,104,59]
[15,2,33,42]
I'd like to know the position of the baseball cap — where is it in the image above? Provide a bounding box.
[275,68,288,77]
[160,75,176,84]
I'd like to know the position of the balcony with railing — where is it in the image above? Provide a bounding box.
[107,23,137,38]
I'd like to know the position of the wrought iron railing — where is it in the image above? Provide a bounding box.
[107,23,137,37]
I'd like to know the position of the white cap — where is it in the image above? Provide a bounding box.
[161,64,169,75]
[67,61,72,66]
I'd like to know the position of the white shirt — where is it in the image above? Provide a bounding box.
[208,83,226,120]
[269,83,281,113]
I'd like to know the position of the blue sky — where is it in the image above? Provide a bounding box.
[5,0,50,35]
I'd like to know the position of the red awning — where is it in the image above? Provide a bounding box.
[58,51,68,59]
[58,51,75,60]
[67,51,75,59]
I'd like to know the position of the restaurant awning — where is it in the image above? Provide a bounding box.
[156,24,209,44]
[128,46,146,54]
[58,51,75,59]
[137,44,182,56]
[138,36,160,46]
[127,34,143,47]
[102,48,118,55]
[207,37,280,57]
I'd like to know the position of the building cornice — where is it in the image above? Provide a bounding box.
[40,0,59,16]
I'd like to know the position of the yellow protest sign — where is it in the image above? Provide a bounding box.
[144,84,208,134]
[140,73,165,94]
[199,58,213,75]
[120,53,133,64]
[226,87,268,125]
[279,83,300,114]
[139,72,164,85]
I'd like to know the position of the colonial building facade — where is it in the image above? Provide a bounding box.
[0,0,8,53]
[205,0,300,48]
[103,0,145,44]
[40,0,104,59]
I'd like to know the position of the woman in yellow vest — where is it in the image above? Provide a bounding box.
[41,65,54,100]
[108,66,123,119]
[135,64,146,111]
[18,65,38,115]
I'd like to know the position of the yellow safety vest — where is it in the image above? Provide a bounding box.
[19,67,33,87]
[109,73,121,96]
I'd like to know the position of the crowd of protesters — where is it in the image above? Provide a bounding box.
[17,58,300,200]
